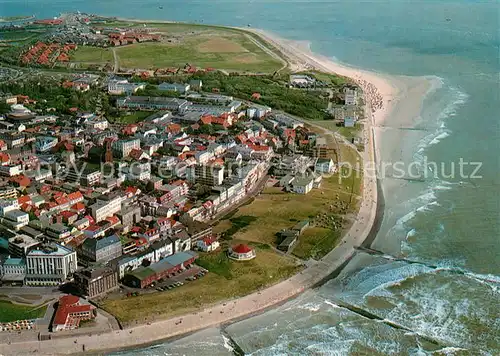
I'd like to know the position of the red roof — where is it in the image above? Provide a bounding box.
[71,202,85,212]
[232,244,253,254]
[53,295,93,327]
[18,195,32,205]
[106,215,120,225]
[67,191,83,202]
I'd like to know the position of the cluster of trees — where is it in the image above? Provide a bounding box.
[0,78,106,114]
[191,71,330,120]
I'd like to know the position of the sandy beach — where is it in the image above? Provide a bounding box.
[0,28,396,356]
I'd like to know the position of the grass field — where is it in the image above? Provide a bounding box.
[101,22,283,73]
[293,227,342,260]
[101,247,300,324]
[71,46,113,64]
[0,300,47,322]
[111,111,150,124]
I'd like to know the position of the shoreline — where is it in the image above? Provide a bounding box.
[0,23,393,356]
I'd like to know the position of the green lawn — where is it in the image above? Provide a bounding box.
[293,227,342,260]
[115,37,281,73]
[112,111,151,124]
[0,300,47,322]
[0,30,39,42]
[71,46,113,64]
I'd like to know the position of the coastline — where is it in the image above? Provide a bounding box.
[0,25,393,356]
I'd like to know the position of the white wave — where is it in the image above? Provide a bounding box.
[324,300,341,308]
[431,346,469,355]
[428,131,450,145]
[413,85,468,164]
[297,302,322,312]
[406,228,417,240]
[221,335,234,353]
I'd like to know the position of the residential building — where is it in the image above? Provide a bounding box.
[315,158,335,174]
[196,236,220,252]
[35,136,58,153]
[112,138,140,158]
[3,209,30,230]
[66,165,102,187]
[117,205,141,228]
[158,82,190,93]
[90,194,126,222]
[344,87,358,106]
[25,244,78,285]
[108,79,146,95]
[291,176,314,195]
[79,234,122,265]
[186,164,224,186]
[46,223,71,241]
[73,267,119,299]
[0,186,17,200]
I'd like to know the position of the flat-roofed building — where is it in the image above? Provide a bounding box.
[73,267,119,299]
[26,244,77,286]
[8,234,40,257]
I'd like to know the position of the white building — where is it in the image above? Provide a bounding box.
[158,82,190,93]
[194,151,214,165]
[91,194,126,222]
[0,198,19,216]
[196,237,220,252]
[246,105,271,119]
[0,257,26,280]
[291,176,314,195]
[126,162,151,181]
[113,139,141,158]
[85,117,109,131]
[26,244,78,286]
[315,158,335,174]
[108,79,146,95]
[35,136,58,153]
[344,87,358,106]
[3,209,29,230]
[186,164,225,186]
[0,165,22,177]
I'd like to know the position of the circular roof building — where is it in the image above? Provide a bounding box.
[228,244,256,261]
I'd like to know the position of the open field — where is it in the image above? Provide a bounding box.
[71,46,113,64]
[92,22,284,73]
[111,111,150,124]
[214,171,361,249]
[293,226,341,260]
[0,301,47,323]
[101,247,300,325]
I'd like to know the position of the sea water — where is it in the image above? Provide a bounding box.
[1,0,498,354]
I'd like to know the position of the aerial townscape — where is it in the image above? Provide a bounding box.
[0,12,381,354]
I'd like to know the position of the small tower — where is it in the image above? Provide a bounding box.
[105,140,113,163]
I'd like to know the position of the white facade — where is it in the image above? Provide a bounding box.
[0,165,21,177]
[292,177,314,195]
[91,195,126,222]
[113,139,141,158]
[26,245,77,285]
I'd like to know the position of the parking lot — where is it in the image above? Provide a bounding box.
[119,265,208,297]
